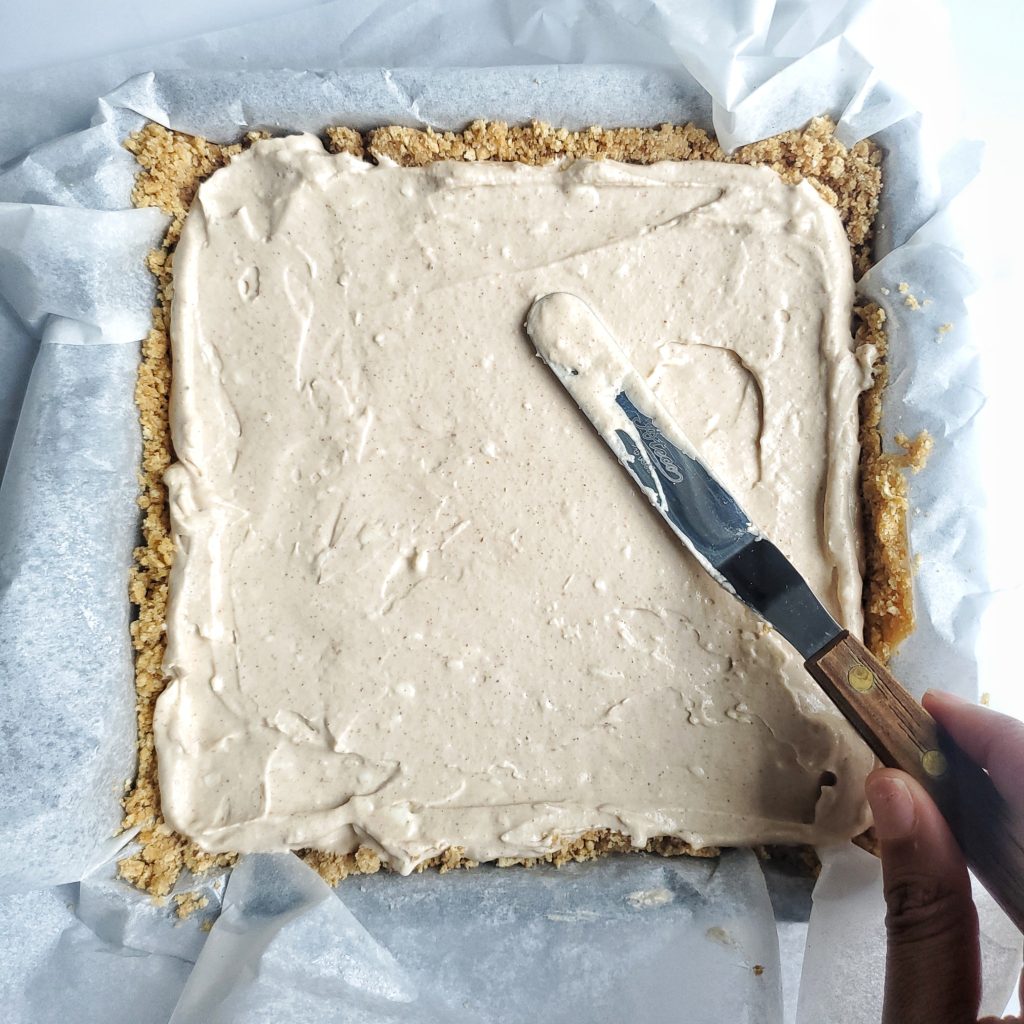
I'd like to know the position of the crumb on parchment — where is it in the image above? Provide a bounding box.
[120,116,893,894]
[897,281,924,310]
[173,892,209,921]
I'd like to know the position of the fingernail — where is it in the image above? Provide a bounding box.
[866,775,916,841]
[922,689,967,706]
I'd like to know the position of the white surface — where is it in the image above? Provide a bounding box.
[0,0,325,76]
[946,0,1024,723]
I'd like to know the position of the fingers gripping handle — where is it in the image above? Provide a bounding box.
[805,631,1024,933]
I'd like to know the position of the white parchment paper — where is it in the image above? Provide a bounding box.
[0,1,1019,1021]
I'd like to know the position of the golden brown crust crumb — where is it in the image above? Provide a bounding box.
[123,118,892,893]
[324,126,365,158]
[368,119,725,166]
[118,126,246,898]
[173,891,210,920]
[297,832,712,885]
[493,832,716,870]
[300,846,384,887]
[856,302,932,663]
[126,124,245,246]
[754,843,822,877]
[369,117,881,276]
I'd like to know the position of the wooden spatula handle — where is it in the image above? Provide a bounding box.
[806,631,1024,933]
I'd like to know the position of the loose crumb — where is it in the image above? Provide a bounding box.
[121,117,887,893]
[173,892,209,920]
[897,282,923,309]
[893,432,933,472]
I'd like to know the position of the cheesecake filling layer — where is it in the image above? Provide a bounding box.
[156,134,876,872]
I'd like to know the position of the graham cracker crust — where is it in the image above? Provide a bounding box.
[118,117,915,898]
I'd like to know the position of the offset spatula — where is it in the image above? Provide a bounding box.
[527,291,1024,932]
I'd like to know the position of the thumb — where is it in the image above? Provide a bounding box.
[866,768,981,1024]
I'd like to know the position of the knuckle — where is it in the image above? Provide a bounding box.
[884,875,971,945]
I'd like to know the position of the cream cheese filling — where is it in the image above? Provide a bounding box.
[156,134,876,872]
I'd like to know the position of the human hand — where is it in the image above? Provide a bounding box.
[865,691,1024,1024]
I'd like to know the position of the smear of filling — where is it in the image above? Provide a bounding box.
[156,134,876,872]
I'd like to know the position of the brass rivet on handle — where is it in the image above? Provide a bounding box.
[848,665,875,692]
[922,749,949,778]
